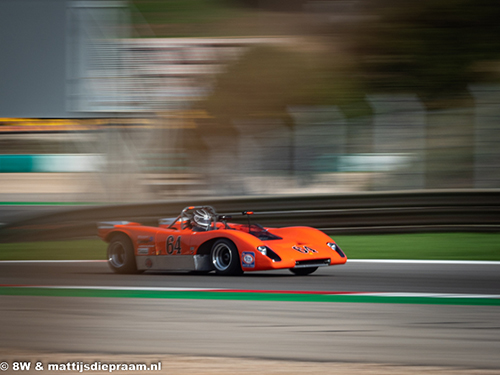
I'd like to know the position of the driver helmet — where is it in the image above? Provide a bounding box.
[192,208,212,230]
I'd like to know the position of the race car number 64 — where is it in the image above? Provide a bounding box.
[166,235,182,255]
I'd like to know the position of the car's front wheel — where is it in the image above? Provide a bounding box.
[107,234,138,274]
[289,267,318,276]
[211,239,243,276]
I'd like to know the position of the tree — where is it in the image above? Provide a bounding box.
[203,44,312,127]
[349,0,500,104]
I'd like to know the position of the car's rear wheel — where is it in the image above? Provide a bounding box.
[211,239,243,276]
[290,267,318,276]
[107,234,138,274]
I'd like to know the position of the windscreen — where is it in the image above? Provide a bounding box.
[243,224,282,241]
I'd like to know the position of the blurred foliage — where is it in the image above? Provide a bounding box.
[131,0,242,25]
[204,45,310,124]
[202,44,371,129]
[200,0,500,121]
[134,0,500,116]
[231,0,309,11]
[349,0,500,102]
[130,0,315,37]
[309,53,372,118]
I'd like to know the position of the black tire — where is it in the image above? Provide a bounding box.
[211,239,243,276]
[107,234,138,274]
[289,267,318,276]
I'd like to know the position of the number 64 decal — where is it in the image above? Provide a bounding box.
[292,245,317,254]
[166,235,182,255]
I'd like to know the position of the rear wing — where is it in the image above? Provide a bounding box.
[97,221,136,229]
[97,221,140,241]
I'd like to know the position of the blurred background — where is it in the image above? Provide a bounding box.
[1,0,500,203]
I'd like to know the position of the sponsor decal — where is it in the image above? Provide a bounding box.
[241,251,255,268]
[304,246,318,253]
[292,245,318,254]
[137,247,150,255]
[137,235,154,244]
[145,258,153,269]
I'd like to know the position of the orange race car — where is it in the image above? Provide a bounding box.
[98,206,347,276]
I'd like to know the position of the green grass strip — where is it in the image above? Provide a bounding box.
[1,287,498,306]
[0,240,106,260]
[2,232,500,261]
[333,232,500,260]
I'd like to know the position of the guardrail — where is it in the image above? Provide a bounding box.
[1,190,499,242]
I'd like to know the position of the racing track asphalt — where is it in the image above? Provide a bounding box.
[1,260,500,294]
[1,261,500,369]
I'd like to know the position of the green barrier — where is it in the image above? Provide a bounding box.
[0,154,101,173]
[0,155,34,172]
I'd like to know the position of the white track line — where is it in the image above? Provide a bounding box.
[1,259,499,265]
